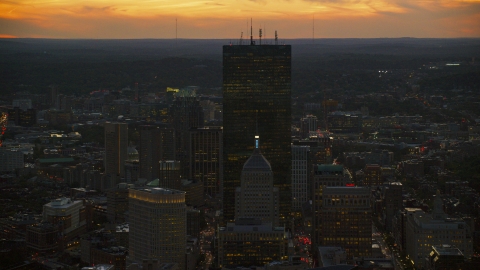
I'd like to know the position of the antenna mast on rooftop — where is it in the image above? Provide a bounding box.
[259,28,262,45]
[239,32,243,45]
[275,30,278,45]
[250,18,255,45]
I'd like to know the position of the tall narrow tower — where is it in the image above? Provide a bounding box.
[235,135,279,226]
[223,44,291,224]
[104,122,128,183]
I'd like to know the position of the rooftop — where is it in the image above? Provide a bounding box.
[243,149,272,171]
[38,157,75,164]
[432,244,464,256]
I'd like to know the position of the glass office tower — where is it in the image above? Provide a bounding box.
[223,44,291,224]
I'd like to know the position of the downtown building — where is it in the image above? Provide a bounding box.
[189,126,223,197]
[139,125,175,181]
[217,136,285,267]
[104,122,128,187]
[128,187,186,269]
[311,164,353,250]
[405,191,473,268]
[169,91,204,178]
[235,135,280,227]
[223,43,292,224]
[320,187,372,259]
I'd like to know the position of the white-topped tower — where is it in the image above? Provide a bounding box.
[235,135,279,226]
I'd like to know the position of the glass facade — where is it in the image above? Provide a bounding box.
[223,45,292,224]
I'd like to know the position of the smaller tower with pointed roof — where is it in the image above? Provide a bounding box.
[235,135,280,226]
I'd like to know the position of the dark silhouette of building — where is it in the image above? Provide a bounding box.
[223,44,292,224]
[169,93,204,178]
[189,127,223,197]
[7,107,36,127]
[104,122,128,185]
[139,125,175,181]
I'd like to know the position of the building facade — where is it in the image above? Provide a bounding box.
[189,127,223,197]
[128,187,186,269]
[217,218,286,268]
[104,122,128,182]
[320,187,372,259]
[235,136,279,226]
[405,191,473,268]
[223,44,292,224]
[43,197,86,240]
[158,160,182,190]
[311,164,353,249]
[291,145,310,213]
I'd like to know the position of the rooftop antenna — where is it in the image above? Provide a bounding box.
[259,28,262,45]
[239,32,243,45]
[250,18,254,45]
[275,30,278,45]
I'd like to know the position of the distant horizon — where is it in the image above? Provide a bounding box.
[1,37,480,41]
[1,1,479,39]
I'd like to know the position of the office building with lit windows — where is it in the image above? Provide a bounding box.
[405,191,473,268]
[43,197,86,240]
[158,160,182,190]
[320,187,372,259]
[362,164,382,187]
[189,126,223,197]
[223,44,292,224]
[291,144,310,213]
[128,187,186,269]
[169,93,204,178]
[311,164,353,248]
[235,136,279,226]
[217,218,286,268]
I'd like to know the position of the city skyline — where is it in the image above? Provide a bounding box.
[1,0,479,39]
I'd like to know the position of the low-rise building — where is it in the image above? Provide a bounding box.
[217,218,286,268]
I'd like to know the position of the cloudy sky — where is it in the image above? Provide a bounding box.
[1,0,479,39]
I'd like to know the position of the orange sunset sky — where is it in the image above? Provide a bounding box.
[1,0,479,39]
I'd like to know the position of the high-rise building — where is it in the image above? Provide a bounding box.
[139,125,167,181]
[300,115,318,139]
[223,44,292,224]
[104,122,128,183]
[235,136,279,226]
[189,127,223,197]
[158,160,182,190]
[169,93,204,177]
[106,183,133,224]
[291,145,310,213]
[320,187,372,259]
[362,164,382,187]
[129,187,186,268]
[311,164,353,249]
[381,182,403,232]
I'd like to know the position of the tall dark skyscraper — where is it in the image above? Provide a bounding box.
[139,125,176,181]
[169,93,204,178]
[223,44,292,224]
